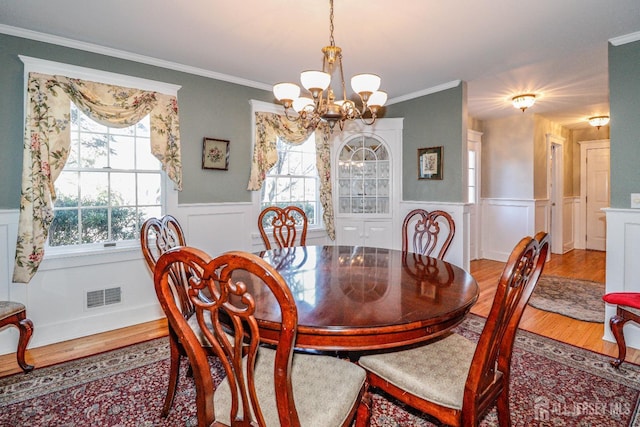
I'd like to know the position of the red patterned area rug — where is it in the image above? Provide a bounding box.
[1,313,639,426]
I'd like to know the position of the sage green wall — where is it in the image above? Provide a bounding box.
[0,33,272,209]
[609,39,640,208]
[482,115,535,199]
[386,83,466,202]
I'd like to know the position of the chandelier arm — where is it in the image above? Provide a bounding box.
[359,115,378,126]
[283,107,301,122]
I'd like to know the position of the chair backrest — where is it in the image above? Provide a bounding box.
[258,206,308,250]
[140,215,186,271]
[154,246,300,426]
[464,232,549,417]
[141,215,195,318]
[402,209,455,259]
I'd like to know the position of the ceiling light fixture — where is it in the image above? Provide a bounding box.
[588,115,610,129]
[272,0,386,132]
[512,94,536,112]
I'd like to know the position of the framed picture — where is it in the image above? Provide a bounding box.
[202,137,230,170]
[417,146,443,180]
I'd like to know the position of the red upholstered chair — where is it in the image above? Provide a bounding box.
[0,301,34,373]
[602,292,640,368]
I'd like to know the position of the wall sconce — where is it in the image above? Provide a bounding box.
[512,94,536,112]
[588,115,610,129]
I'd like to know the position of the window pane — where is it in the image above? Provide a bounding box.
[111,172,137,205]
[110,136,135,169]
[66,136,79,168]
[139,206,162,224]
[276,178,290,202]
[136,138,160,170]
[81,208,109,243]
[290,179,303,202]
[80,172,109,207]
[79,133,109,168]
[288,150,302,175]
[136,117,151,137]
[138,174,161,205]
[49,210,79,246]
[79,113,107,133]
[54,172,79,208]
[111,207,139,241]
[110,123,135,136]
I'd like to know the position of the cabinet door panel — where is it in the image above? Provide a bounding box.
[364,222,392,249]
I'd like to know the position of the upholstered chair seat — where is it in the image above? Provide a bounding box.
[359,333,476,411]
[215,347,366,426]
[0,301,26,318]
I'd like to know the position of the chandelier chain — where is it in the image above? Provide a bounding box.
[329,0,335,47]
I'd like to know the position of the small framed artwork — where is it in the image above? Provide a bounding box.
[417,146,443,180]
[202,137,230,170]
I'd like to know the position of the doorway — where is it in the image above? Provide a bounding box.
[579,139,610,251]
[547,134,565,254]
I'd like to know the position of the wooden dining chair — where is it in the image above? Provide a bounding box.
[258,205,308,250]
[356,232,549,427]
[141,214,207,417]
[0,301,34,373]
[154,246,369,427]
[402,209,455,259]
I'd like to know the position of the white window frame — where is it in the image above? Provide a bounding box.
[20,56,181,264]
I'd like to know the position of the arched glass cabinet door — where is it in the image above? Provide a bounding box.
[336,135,390,215]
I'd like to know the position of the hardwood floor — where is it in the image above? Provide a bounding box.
[1,249,638,377]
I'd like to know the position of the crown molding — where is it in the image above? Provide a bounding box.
[609,31,640,46]
[386,80,461,105]
[0,24,272,92]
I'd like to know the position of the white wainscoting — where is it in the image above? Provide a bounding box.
[479,198,542,262]
[0,200,275,356]
[399,201,469,271]
[603,208,640,349]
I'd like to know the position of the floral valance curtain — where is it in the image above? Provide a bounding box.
[247,112,335,240]
[13,72,182,284]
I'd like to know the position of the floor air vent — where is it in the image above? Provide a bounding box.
[86,287,122,309]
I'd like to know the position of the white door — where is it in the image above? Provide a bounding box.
[585,147,610,251]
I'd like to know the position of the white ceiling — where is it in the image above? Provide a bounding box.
[2,0,639,129]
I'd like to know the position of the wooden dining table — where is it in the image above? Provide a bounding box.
[241,245,479,352]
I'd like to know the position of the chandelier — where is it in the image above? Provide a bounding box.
[512,94,536,112]
[272,0,387,132]
[588,115,610,129]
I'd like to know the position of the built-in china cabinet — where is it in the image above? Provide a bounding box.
[331,118,403,248]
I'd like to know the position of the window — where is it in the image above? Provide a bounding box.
[468,149,477,203]
[260,135,320,226]
[49,103,163,248]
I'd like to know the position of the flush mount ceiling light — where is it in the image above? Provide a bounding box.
[511,94,536,112]
[272,0,386,132]
[588,115,610,129]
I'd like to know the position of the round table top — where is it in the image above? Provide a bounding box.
[248,245,479,351]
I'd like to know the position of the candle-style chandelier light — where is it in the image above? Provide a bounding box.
[272,0,387,132]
